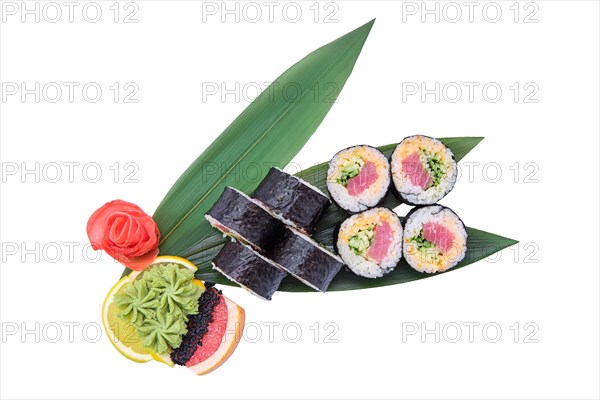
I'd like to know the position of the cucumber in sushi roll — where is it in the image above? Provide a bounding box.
[391,135,457,205]
[327,145,390,212]
[336,208,403,278]
[403,205,467,273]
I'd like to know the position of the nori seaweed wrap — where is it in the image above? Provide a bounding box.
[390,135,458,205]
[205,187,286,252]
[253,167,331,235]
[212,239,287,301]
[268,228,345,292]
[402,204,467,273]
[326,145,391,213]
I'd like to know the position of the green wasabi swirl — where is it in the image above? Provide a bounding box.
[113,263,204,354]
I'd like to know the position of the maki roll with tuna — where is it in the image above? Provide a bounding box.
[336,208,403,278]
[403,205,467,273]
[391,136,457,205]
[268,228,345,292]
[327,145,390,212]
[253,167,331,235]
[212,239,287,301]
[205,187,285,252]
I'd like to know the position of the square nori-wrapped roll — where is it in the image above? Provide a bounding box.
[253,167,331,235]
[268,228,345,292]
[212,239,287,301]
[205,187,286,253]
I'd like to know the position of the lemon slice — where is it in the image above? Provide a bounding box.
[102,276,153,363]
[150,255,199,272]
[101,256,205,366]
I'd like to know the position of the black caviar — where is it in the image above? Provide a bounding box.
[171,286,223,366]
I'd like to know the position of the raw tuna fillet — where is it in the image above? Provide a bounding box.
[367,221,393,263]
[422,222,455,253]
[402,152,431,189]
[347,162,378,196]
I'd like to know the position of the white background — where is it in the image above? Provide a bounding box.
[1,1,599,399]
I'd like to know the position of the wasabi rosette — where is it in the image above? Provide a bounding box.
[103,257,245,375]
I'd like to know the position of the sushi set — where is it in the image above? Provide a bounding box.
[91,133,477,375]
[206,135,468,300]
[87,21,515,375]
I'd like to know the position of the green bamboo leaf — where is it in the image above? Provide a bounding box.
[152,20,374,260]
[304,137,484,243]
[186,226,517,291]
[115,20,514,291]
[279,227,517,292]
[183,136,516,292]
[183,137,483,267]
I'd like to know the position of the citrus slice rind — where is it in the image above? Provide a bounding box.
[150,255,198,272]
[101,276,153,363]
[187,295,245,375]
[102,256,203,365]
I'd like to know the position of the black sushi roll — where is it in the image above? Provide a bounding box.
[326,145,391,212]
[268,228,345,292]
[252,167,331,235]
[205,186,285,253]
[212,239,287,301]
[390,135,458,205]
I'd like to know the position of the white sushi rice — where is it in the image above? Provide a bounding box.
[337,208,403,278]
[403,205,467,273]
[327,146,390,212]
[391,136,457,205]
